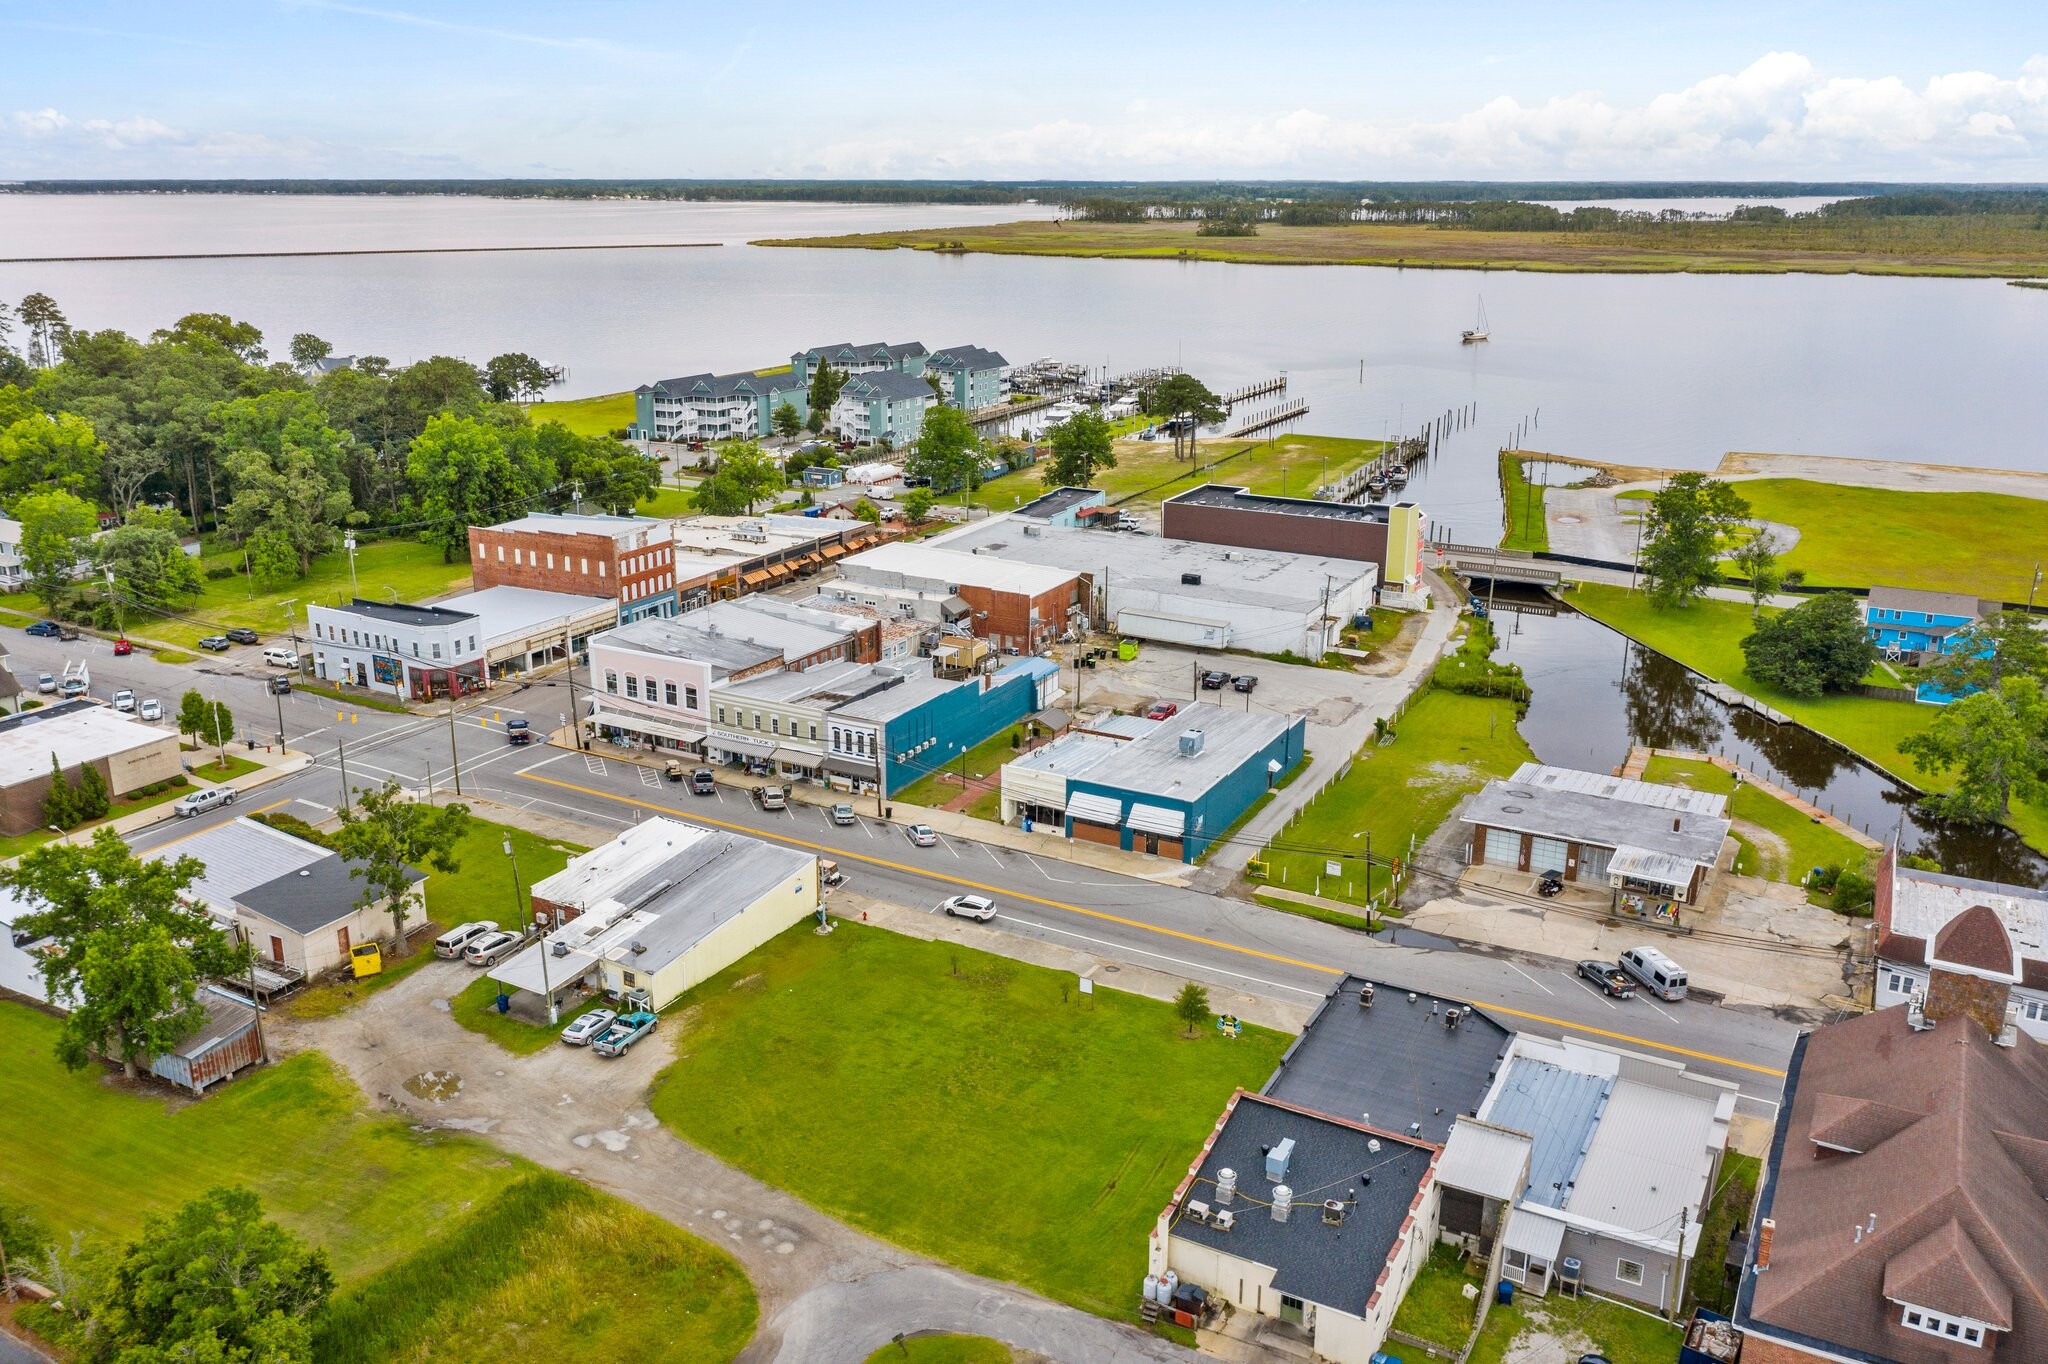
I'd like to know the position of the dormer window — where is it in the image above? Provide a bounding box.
[1900,1305,1987,1346]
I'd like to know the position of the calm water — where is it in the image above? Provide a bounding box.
[1490,591,2047,886]
[2,194,2046,541]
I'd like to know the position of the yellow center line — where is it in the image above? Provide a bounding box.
[517,770,1787,1080]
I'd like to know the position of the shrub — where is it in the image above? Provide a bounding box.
[252,811,333,848]
[170,773,189,787]
[205,564,238,580]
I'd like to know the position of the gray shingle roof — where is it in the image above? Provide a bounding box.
[237,856,424,935]
[647,370,806,399]
[840,371,938,402]
[927,344,1007,372]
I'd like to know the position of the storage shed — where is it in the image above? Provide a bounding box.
[149,991,264,1095]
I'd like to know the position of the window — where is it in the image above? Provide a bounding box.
[411,642,420,658]
[717,706,726,724]
[580,557,589,575]
[771,716,781,734]
[1614,1259,1644,1287]
[605,671,618,694]
[546,552,555,569]
[497,545,505,561]
[2026,1000,2048,1022]
[625,676,639,699]
[753,712,763,731]
[809,723,818,740]
[1886,971,1912,995]
[644,677,656,701]
[598,561,606,578]
[664,682,678,706]
[1901,1307,1985,1346]
[432,643,442,660]
[685,686,698,709]
[1504,1249,1529,1274]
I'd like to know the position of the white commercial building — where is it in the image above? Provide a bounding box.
[309,588,614,700]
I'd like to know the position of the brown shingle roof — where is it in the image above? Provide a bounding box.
[1743,1008,2048,1360]
[1931,905,2018,976]
[1808,1093,1924,1154]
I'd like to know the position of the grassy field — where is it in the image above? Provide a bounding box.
[1732,479,2048,599]
[974,432,1385,514]
[1255,688,1534,910]
[430,818,585,934]
[648,922,1288,1323]
[1643,755,1868,890]
[1687,1152,1761,1315]
[0,1004,758,1362]
[1568,583,2048,849]
[1389,1244,1482,1350]
[524,390,635,438]
[1468,1293,1683,1364]
[893,725,1029,807]
[760,216,2048,279]
[136,537,472,650]
[865,1338,1014,1364]
[1499,454,1549,553]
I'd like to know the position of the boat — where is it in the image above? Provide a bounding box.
[1461,296,1490,344]
[1389,466,1410,488]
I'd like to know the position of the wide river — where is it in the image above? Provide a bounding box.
[3,194,2045,541]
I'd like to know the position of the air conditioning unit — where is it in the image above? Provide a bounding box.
[1211,1209,1235,1232]
[1181,572,1202,585]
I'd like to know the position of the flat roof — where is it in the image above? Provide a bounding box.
[1262,976,1513,1144]
[1014,487,1104,520]
[321,598,476,626]
[1172,1093,1437,1318]
[0,701,175,788]
[932,519,1376,613]
[237,855,423,935]
[1003,729,1126,780]
[1462,768,1730,868]
[1168,483,1402,525]
[836,540,1081,598]
[484,512,665,542]
[434,585,617,646]
[595,613,783,676]
[1069,702,1295,804]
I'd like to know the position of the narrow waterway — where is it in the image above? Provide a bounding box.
[1485,590,2048,888]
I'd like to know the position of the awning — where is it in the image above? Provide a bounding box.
[1607,844,1698,888]
[821,543,847,560]
[714,734,777,759]
[1067,791,1124,826]
[1503,1209,1568,1263]
[821,754,878,778]
[765,562,794,581]
[491,940,597,997]
[1125,803,1187,838]
[740,569,772,588]
[586,710,705,745]
[772,746,822,769]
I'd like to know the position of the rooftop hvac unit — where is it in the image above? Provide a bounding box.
[630,941,647,955]
[1222,551,1244,562]
[1322,1200,1347,1226]
[551,941,569,957]
[1271,1186,1292,1222]
[1211,1209,1235,1232]
[1023,525,1040,536]
[1215,1168,1237,1205]
[1558,1257,1583,1298]
[1179,729,1205,757]
[1186,1199,1211,1223]
[1181,572,1202,585]
[1265,1137,1294,1183]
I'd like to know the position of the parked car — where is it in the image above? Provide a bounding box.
[591,1010,658,1058]
[269,675,293,695]
[35,673,54,694]
[433,920,500,959]
[1200,670,1230,690]
[112,689,136,713]
[226,627,259,645]
[56,625,79,641]
[906,823,938,847]
[941,894,997,922]
[462,930,521,966]
[1143,700,1179,721]
[506,718,533,745]
[173,786,237,818]
[198,635,230,651]
[112,638,132,656]
[138,698,163,722]
[58,677,87,699]
[1577,961,1636,998]
[689,768,716,795]
[261,647,300,669]
[831,803,857,826]
[1232,674,1259,693]
[23,619,60,637]
[755,785,787,811]
[560,1009,618,1047]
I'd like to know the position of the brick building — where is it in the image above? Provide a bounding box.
[1162,485,1429,606]
[469,513,677,622]
[832,540,1086,653]
[1872,846,2048,1041]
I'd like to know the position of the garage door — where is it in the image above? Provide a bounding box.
[1577,844,1613,881]
[1483,828,1523,868]
[1529,837,1569,877]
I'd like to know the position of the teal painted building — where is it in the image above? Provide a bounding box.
[633,370,808,442]
[926,345,1008,410]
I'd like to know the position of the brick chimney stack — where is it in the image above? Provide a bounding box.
[1921,904,2019,1043]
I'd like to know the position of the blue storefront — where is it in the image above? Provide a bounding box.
[883,656,1059,795]
[1061,705,1305,862]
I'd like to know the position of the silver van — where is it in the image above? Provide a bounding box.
[433,920,499,959]
[1619,945,1689,1001]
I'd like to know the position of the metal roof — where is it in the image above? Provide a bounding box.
[1502,1207,1568,1262]
[1068,702,1296,805]
[1507,763,1729,816]
[1485,1056,1613,1210]
[485,512,664,541]
[435,585,616,646]
[597,599,855,671]
[1066,791,1123,825]
[146,817,329,916]
[1004,730,1125,780]
[838,540,1081,598]
[1463,769,1730,869]
[1436,1120,1534,1203]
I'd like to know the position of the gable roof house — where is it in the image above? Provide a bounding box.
[633,369,809,443]
[924,344,1009,409]
[1871,846,2048,1043]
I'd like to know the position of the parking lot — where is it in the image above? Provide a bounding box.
[1065,637,1376,757]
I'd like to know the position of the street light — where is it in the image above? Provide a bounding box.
[343,535,359,599]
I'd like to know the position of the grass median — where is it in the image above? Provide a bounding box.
[649,921,1287,1324]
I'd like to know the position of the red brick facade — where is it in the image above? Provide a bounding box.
[470,524,675,610]
[957,580,1082,652]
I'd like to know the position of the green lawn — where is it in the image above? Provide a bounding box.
[894,725,1030,807]
[1687,1153,1761,1315]
[1735,479,2048,599]
[638,485,700,517]
[1469,1293,1683,1364]
[428,819,585,936]
[449,972,617,1055]
[296,680,413,713]
[191,752,263,782]
[865,1338,1014,1364]
[151,647,196,664]
[1643,756,1868,891]
[1255,688,1534,911]
[1389,1244,1482,1350]
[648,922,1288,1322]
[284,937,443,1019]
[138,538,473,650]
[0,1004,757,1362]
[524,390,635,438]
[1500,454,1549,553]
[1568,583,2048,849]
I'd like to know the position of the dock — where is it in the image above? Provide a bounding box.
[1220,376,1287,406]
[1224,397,1307,438]
[1699,681,1791,726]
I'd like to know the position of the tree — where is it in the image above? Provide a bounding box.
[0,407,104,502]
[1173,981,1211,1038]
[807,360,846,421]
[96,507,203,611]
[18,292,69,368]
[906,405,983,506]
[901,487,936,524]
[0,1197,53,1279]
[690,440,782,516]
[1900,677,2048,823]
[215,391,355,575]
[406,414,553,561]
[1740,593,1876,699]
[246,528,300,591]
[288,332,332,368]
[75,761,112,822]
[852,497,881,524]
[79,1185,333,1364]
[1639,473,1751,607]
[528,422,658,513]
[1041,411,1117,488]
[924,372,946,400]
[1918,610,2048,701]
[178,689,212,745]
[388,356,489,439]
[200,699,236,757]
[15,489,99,611]
[153,312,268,364]
[771,401,803,439]
[42,753,78,831]
[329,779,471,956]
[1139,373,1225,463]
[1730,528,1785,618]
[0,827,242,1076]
[483,352,553,402]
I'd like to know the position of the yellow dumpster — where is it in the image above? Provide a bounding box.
[349,942,384,979]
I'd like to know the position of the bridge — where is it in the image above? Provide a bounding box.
[1436,543,1562,588]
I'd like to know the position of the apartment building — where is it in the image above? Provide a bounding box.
[632,370,809,443]
[469,512,678,622]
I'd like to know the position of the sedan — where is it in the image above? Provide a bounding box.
[36,673,55,694]
[23,620,60,637]
[1232,674,1259,693]
[1143,701,1179,721]
[1200,670,1230,690]
[139,698,163,722]
[112,638,132,656]
[560,1008,618,1046]
[226,627,259,645]
[941,894,997,922]
[906,823,938,847]
[198,635,231,651]
[1577,961,1636,999]
[462,930,522,966]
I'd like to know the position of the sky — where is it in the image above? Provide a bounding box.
[3,1,2047,182]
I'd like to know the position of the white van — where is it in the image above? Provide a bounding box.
[262,647,300,669]
[433,920,499,959]
[1619,945,1689,1001]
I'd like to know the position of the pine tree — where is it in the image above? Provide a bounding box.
[41,753,76,829]
[77,761,112,821]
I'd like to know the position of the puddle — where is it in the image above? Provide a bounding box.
[403,1070,463,1102]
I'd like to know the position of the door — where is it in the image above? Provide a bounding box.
[1577,843,1614,881]
[337,926,351,958]
[1529,837,1569,877]
[268,936,284,963]
[1277,1294,1305,1327]
[1483,828,1522,867]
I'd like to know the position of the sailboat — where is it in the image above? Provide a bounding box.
[1461,296,1490,344]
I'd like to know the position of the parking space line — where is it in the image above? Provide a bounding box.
[981,842,1003,868]
[1573,980,1618,1010]
[939,836,962,859]
[1506,963,1556,996]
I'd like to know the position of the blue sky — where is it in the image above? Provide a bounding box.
[4,1,2046,180]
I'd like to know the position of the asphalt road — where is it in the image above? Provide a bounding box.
[26,634,1802,1111]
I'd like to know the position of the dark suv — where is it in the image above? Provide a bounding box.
[225,627,259,645]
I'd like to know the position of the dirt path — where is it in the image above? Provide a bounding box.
[276,957,1187,1364]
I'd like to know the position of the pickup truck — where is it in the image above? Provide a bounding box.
[590,1010,658,1058]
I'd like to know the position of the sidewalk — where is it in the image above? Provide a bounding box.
[26,743,314,856]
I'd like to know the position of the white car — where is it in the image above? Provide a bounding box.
[112,689,136,713]
[462,930,521,966]
[560,1009,618,1046]
[941,894,997,921]
[173,786,236,818]
[906,824,938,847]
[139,698,163,722]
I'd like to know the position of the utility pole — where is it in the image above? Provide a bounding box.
[875,728,888,819]
[563,618,587,750]
[506,836,553,1023]
[272,683,287,751]
[2030,562,2042,613]
[448,699,463,795]
[343,535,359,599]
[337,739,352,814]
[239,923,268,1065]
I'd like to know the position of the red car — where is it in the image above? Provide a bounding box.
[1144,700,1179,721]
[112,638,132,656]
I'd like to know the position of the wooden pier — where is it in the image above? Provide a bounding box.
[1224,397,1307,438]
[1221,376,1287,406]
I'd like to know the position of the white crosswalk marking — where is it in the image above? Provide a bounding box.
[584,754,608,776]
[638,765,660,787]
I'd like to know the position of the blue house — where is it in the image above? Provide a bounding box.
[831,371,937,448]
[925,345,1008,410]
[1861,586,1996,703]
[863,656,1060,795]
[1013,486,1107,529]
[1055,703,1305,862]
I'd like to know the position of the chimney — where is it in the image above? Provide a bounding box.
[1754,1217,1776,1271]
[1923,966,2014,1043]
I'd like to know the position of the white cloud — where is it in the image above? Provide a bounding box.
[1,106,418,177]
